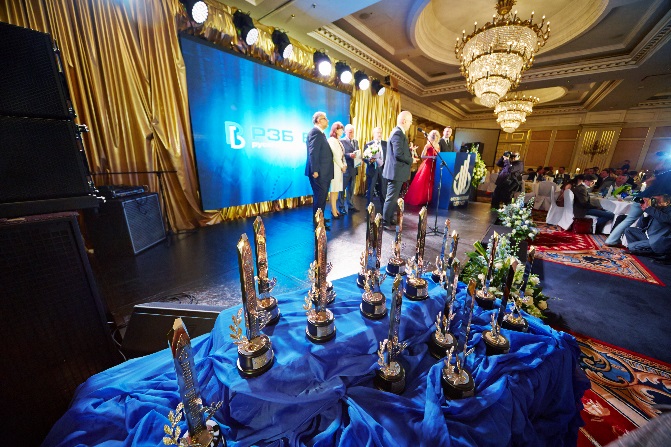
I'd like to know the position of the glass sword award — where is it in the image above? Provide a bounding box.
[314,209,335,304]
[360,213,388,319]
[387,198,406,276]
[475,232,499,309]
[502,247,535,332]
[165,318,224,447]
[431,219,451,283]
[229,234,275,378]
[441,279,477,399]
[358,203,377,288]
[304,219,336,343]
[428,266,459,359]
[253,217,280,326]
[374,274,408,394]
[405,206,430,301]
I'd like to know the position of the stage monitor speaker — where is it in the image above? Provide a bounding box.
[85,192,166,255]
[121,302,225,358]
[0,21,73,119]
[0,212,121,446]
[481,224,528,263]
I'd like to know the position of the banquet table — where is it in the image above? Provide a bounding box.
[44,272,589,447]
[593,195,633,233]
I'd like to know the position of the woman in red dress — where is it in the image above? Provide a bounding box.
[405,129,439,206]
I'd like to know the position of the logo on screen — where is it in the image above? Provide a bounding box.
[225,121,246,149]
[453,156,472,196]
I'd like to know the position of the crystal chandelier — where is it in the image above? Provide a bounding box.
[455,0,550,108]
[494,94,538,133]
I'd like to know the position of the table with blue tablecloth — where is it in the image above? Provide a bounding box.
[45,273,589,447]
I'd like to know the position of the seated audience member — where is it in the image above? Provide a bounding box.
[553,166,571,185]
[620,159,631,171]
[626,171,638,188]
[599,173,629,194]
[594,169,610,190]
[573,174,615,233]
[527,166,545,182]
[625,194,671,263]
[555,178,575,207]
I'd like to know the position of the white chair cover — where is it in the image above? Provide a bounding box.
[546,188,563,226]
[557,190,575,231]
[534,181,556,211]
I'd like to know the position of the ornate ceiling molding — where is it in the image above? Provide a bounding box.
[630,10,671,64]
[584,80,623,110]
[341,16,397,56]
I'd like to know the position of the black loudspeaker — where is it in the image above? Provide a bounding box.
[85,192,166,255]
[121,302,225,358]
[0,212,121,446]
[0,21,73,119]
[481,224,528,263]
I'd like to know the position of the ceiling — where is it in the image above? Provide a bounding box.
[214,0,671,124]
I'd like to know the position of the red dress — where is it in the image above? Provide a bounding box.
[404,144,437,206]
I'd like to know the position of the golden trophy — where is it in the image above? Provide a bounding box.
[374,274,408,394]
[253,217,280,326]
[475,232,499,309]
[404,206,429,301]
[304,219,336,343]
[386,198,406,276]
[360,213,387,319]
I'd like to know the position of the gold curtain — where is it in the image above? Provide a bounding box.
[349,88,402,194]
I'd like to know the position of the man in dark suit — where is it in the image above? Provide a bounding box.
[438,127,453,152]
[382,111,417,228]
[338,124,359,214]
[363,126,387,205]
[553,166,571,185]
[625,194,671,260]
[305,111,334,229]
[573,174,614,234]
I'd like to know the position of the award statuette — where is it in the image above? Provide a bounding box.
[253,217,280,326]
[304,222,336,343]
[441,279,476,399]
[358,203,377,288]
[475,232,500,309]
[387,198,406,276]
[502,247,535,332]
[431,219,451,283]
[315,210,336,302]
[428,270,459,359]
[165,318,224,447]
[360,213,387,319]
[374,274,408,394]
[482,311,510,356]
[229,234,274,378]
[404,206,429,301]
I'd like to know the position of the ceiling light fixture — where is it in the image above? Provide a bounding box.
[313,50,332,76]
[272,29,293,60]
[494,94,538,132]
[232,10,258,46]
[335,62,352,84]
[371,79,385,96]
[455,0,550,108]
[183,0,209,24]
[354,71,369,90]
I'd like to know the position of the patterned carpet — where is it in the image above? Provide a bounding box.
[575,333,671,446]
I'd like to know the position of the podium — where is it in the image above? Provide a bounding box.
[431,152,476,209]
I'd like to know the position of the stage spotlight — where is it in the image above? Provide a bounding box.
[183,0,208,24]
[354,71,370,90]
[232,10,258,46]
[371,79,386,96]
[272,29,293,60]
[313,50,332,76]
[335,62,352,84]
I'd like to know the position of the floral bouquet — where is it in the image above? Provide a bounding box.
[471,150,487,188]
[497,196,538,254]
[363,141,382,162]
[612,184,632,198]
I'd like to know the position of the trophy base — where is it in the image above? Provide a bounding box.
[441,367,474,399]
[258,297,280,326]
[386,259,406,276]
[404,277,428,301]
[502,314,529,333]
[360,291,387,319]
[237,335,274,378]
[374,363,406,394]
[428,332,457,359]
[475,290,496,310]
[306,309,336,343]
[357,271,366,288]
[482,330,510,356]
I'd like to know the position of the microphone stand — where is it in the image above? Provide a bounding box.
[428,152,448,236]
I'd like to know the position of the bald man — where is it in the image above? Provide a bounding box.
[382,111,417,228]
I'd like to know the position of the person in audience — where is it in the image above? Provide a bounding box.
[405,129,439,206]
[337,124,360,214]
[382,111,417,229]
[438,126,453,152]
[574,174,615,233]
[626,171,638,188]
[599,173,628,194]
[363,126,386,205]
[621,159,631,171]
[553,166,571,185]
[594,169,610,190]
[305,111,334,229]
[625,194,671,263]
[555,178,576,207]
[527,166,545,182]
[491,151,524,209]
[327,121,347,219]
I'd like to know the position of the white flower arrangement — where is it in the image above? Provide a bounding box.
[363,141,382,161]
[497,196,539,253]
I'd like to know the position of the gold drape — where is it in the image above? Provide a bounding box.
[349,88,402,194]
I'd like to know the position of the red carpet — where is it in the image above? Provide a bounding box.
[533,223,600,251]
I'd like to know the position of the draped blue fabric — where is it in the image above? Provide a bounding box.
[44,274,588,447]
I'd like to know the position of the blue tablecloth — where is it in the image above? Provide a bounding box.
[45,273,588,446]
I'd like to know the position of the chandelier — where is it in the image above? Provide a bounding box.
[455,0,550,108]
[494,94,538,133]
[583,139,608,161]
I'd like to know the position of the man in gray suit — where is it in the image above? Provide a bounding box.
[438,127,453,152]
[305,111,334,229]
[338,124,359,214]
[382,111,417,229]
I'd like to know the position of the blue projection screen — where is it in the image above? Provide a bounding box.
[180,36,351,210]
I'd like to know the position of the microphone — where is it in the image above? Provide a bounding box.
[417,127,429,137]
